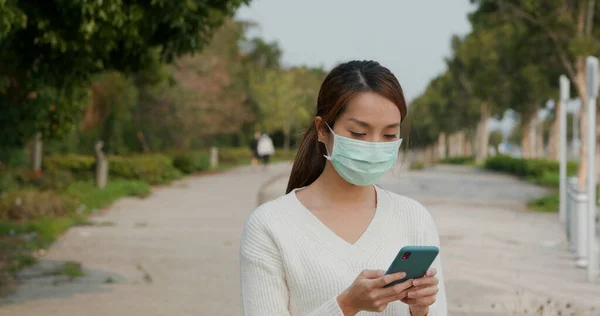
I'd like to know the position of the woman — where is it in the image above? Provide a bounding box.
[240,60,447,316]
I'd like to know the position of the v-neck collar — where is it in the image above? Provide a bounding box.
[288,185,394,264]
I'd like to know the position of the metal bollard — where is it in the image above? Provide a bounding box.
[573,186,589,268]
[567,177,578,249]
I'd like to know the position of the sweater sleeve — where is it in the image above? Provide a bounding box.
[239,209,345,316]
[421,212,448,316]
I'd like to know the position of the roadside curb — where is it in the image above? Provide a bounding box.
[256,171,290,206]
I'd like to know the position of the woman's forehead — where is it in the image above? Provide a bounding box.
[341,92,401,124]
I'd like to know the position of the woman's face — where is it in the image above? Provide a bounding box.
[317,91,402,147]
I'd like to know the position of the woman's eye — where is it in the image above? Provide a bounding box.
[350,131,366,137]
[385,134,398,139]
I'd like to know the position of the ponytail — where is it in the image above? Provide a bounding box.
[286,125,326,194]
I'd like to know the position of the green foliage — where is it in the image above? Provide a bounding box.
[0,190,78,222]
[527,194,559,213]
[0,0,249,147]
[67,180,150,210]
[410,161,426,170]
[172,152,210,174]
[440,156,475,165]
[484,155,578,186]
[45,155,95,180]
[489,130,503,152]
[59,261,85,279]
[108,155,182,184]
[44,154,182,185]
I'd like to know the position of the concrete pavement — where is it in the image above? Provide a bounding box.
[0,162,292,316]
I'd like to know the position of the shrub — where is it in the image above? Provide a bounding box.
[172,151,210,174]
[0,190,79,222]
[219,147,251,165]
[44,155,95,180]
[484,155,577,181]
[410,161,426,170]
[108,154,182,184]
[440,156,474,165]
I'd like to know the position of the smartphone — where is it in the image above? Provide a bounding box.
[383,245,439,288]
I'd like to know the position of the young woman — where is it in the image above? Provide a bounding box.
[240,60,447,316]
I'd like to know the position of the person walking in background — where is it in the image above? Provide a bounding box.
[240,60,446,315]
[250,131,261,166]
[256,132,275,170]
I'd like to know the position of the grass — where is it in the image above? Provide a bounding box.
[58,261,84,279]
[67,180,151,211]
[410,160,426,170]
[527,194,559,213]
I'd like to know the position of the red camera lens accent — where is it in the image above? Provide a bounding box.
[401,251,411,260]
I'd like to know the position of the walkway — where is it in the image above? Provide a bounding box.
[0,162,292,316]
[2,162,599,316]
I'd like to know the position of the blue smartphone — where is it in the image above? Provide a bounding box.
[383,245,439,288]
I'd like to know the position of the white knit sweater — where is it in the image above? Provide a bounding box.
[239,185,447,316]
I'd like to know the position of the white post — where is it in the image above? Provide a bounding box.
[586,56,598,281]
[560,76,570,224]
[210,147,219,169]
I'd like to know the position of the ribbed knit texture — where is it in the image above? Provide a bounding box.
[240,185,447,316]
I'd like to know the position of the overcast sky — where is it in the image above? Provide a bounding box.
[236,0,476,103]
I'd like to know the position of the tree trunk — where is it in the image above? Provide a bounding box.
[476,102,490,163]
[137,130,151,153]
[438,133,447,160]
[521,113,536,159]
[547,101,561,160]
[535,116,544,158]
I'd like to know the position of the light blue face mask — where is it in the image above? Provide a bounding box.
[322,124,402,186]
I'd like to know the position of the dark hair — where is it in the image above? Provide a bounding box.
[285,60,408,194]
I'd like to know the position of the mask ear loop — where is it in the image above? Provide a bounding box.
[319,122,335,160]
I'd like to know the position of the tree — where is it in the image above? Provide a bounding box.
[470,0,600,185]
[0,0,249,148]
[489,130,503,154]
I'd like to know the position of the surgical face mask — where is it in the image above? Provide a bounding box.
[321,124,402,186]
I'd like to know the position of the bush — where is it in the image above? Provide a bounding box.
[67,180,151,210]
[440,156,474,165]
[0,190,79,222]
[108,154,182,184]
[219,147,251,165]
[484,155,578,185]
[46,154,182,185]
[0,166,75,192]
[172,151,210,174]
[45,155,95,180]
[410,161,426,170]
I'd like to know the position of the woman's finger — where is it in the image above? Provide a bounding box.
[407,285,439,299]
[425,268,437,278]
[380,287,411,304]
[360,269,386,280]
[412,276,439,287]
[371,272,406,289]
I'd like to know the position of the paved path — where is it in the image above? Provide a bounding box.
[263,164,600,316]
[2,162,599,316]
[0,162,292,316]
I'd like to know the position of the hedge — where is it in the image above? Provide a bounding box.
[483,155,578,180]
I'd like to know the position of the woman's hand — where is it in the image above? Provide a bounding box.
[402,268,439,316]
[336,269,414,316]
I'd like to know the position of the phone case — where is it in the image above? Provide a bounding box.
[383,245,439,288]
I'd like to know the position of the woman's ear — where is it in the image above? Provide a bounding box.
[314,116,328,143]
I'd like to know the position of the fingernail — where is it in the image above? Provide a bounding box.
[399,272,406,277]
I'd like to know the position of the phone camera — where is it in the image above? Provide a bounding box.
[401,251,411,260]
